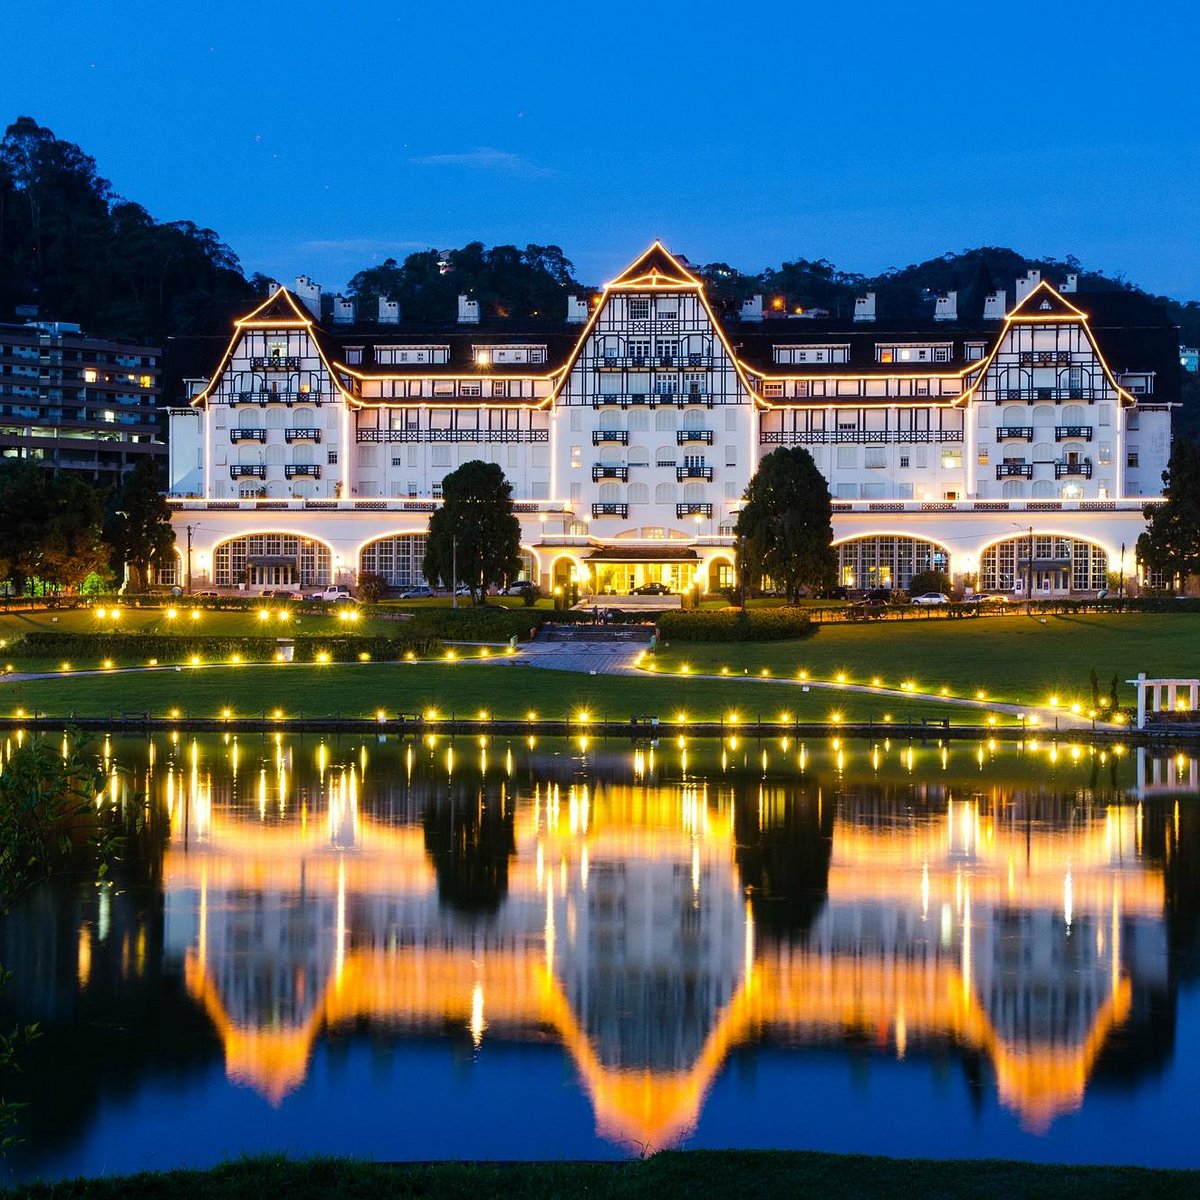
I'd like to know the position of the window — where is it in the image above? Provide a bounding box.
[763,381,784,398]
[1099,442,1111,465]
[865,447,886,469]
[1127,451,1139,468]
[327,449,338,464]
[836,446,857,469]
[629,298,650,321]
[459,380,482,397]
[345,348,363,366]
[725,445,737,467]
[941,449,962,470]
[570,445,582,468]
[899,455,910,469]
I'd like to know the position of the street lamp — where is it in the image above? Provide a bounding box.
[185,523,200,594]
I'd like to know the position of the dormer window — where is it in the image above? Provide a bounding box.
[345,346,363,366]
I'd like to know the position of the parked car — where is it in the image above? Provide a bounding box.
[396,585,433,599]
[308,585,353,602]
[910,592,950,606]
[259,588,297,600]
[504,580,537,595]
[866,588,893,602]
[962,592,1007,606]
[632,582,671,595]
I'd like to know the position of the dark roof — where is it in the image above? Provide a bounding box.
[322,320,582,375]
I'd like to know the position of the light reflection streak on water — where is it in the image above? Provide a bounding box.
[43,733,1197,1158]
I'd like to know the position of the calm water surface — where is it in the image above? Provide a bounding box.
[2,730,1199,1180]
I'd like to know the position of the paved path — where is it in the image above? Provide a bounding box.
[515,641,646,676]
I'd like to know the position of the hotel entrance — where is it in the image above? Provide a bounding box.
[584,547,700,595]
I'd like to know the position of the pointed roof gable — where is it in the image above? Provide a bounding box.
[606,241,700,290]
[236,286,317,328]
[1007,280,1088,322]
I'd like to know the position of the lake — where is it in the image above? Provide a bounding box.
[1,729,1198,1180]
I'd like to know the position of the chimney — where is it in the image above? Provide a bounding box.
[566,294,589,324]
[934,291,958,322]
[457,294,480,324]
[740,294,763,322]
[332,294,355,324]
[378,296,400,324]
[295,274,322,319]
[853,292,876,323]
[1014,269,1042,303]
[983,289,1007,320]
[1062,273,1078,294]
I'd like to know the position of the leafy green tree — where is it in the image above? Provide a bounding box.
[908,569,952,597]
[1137,437,1200,591]
[735,447,836,603]
[40,474,105,591]
[422,461,521,604]
[105,457,176,592]
[0,465,50,595]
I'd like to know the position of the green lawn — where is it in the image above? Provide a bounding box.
[650,612,1197,708]
[5,1151,1197,1200]
[0,659,986,725]
[0,604,402,640]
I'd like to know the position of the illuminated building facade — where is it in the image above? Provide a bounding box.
[166,246,1176,595]
[0,319,163,484]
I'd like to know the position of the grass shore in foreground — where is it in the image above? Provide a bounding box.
[0,660,988,725]
[652,612,1198,708]
[6,1151,1199,1200]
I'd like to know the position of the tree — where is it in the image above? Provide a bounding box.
[39,474,105,591]
[908,569,952,597]
[104,458,176,592]
[422,461,521,604]
[735,448,836,603]
[1137,437,1200,591]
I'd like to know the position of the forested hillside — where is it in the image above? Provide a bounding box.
[0,115,1194,436]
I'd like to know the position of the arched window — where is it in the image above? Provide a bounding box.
[1033,405,1055,428]
[360,534,429,587]
[1002,405,1026,427]
[1001,479,1027,498]
[655,408,677,431]
[628,482,649,505]
[1032,479,1056,498]
[655,482,676,504]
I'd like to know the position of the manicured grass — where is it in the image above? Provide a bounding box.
[651,612,1198,708]
[0,605,400,640]
[0,659,979,725]
[6,1151,1198,1200]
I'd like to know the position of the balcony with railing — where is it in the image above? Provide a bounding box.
[997,426,1034,441]
[250,355,301,371]
[1055,425,1092,441]
[285,427,323,442]
[677,465,714,481]
[996,463,1033,479]
[591,503,628,518]
[592,430,629,445]
[1055,458,1093,478]
[229,464,266,479]
[230,428,267,443]
[592,464,629,481]
[1018,351,1073,366]
[284,463,322,479]
[760,429,963,445]
[677,503,713,519]
[677,429,714,445]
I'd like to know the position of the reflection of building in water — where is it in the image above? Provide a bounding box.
[163,739,1177,1147]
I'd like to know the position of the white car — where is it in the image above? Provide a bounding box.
[910,592,949,606]
[397,585,433,599]
[308,585,353,602]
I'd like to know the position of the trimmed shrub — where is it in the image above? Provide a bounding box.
[656,607,815,642]
[13,632,439,664]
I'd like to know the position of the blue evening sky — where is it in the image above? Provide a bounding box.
[3,0,1198,298]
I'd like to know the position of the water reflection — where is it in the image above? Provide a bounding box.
[2,733,1198,1172]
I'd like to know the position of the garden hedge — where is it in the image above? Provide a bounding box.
[655,608,815,642]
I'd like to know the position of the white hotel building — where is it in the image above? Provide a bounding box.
[166,244,1176,596]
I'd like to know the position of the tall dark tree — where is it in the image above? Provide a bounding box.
[422,461,521,604]
[1137,437,1200,591]
[40,474,105,590]
[105,457,176,592]
[0,464,49,594]
[735,447,836,603]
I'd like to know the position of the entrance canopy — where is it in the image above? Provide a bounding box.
[584,546,699,564]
